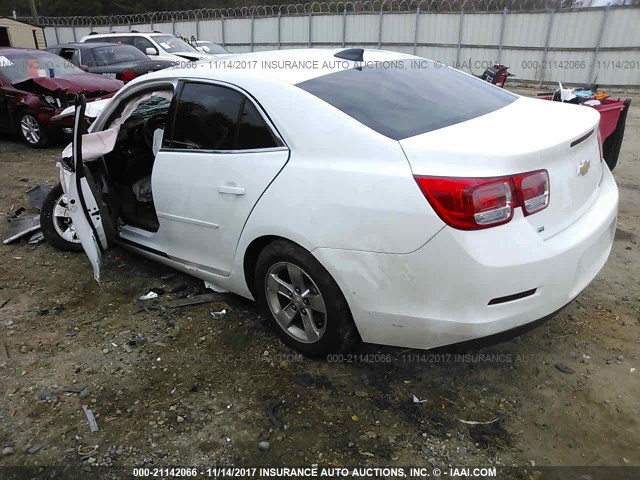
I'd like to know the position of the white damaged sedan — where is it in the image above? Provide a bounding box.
[48,48,618,355]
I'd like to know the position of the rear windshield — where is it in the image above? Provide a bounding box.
[90,45,148,65]
[296,59,516,140]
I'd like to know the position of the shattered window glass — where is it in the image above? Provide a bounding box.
[128,95,171,122]
[108,93,172,147]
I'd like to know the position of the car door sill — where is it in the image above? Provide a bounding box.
[118,236,168,258]
[116,235,231,278]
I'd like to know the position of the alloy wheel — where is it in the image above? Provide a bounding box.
[20,113,41,145]
[52,194,80,244]
[265,262,328,344]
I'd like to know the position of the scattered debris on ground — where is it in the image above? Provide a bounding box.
[0,90,639,468]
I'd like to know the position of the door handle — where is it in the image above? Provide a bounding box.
[217,185,246,195]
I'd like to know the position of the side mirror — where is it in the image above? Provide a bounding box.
[79,65,90,72]
[145,47,158,56]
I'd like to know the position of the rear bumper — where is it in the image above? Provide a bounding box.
[313,166,619,350]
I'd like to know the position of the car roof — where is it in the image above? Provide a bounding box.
[85,32,168,37]
[0,47,53,55]
[49,42,136,49]
[143,48,415,85]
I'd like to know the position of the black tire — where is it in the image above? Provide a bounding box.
[40,183,83,252]
[255,239,359,356]
[17,110,49,148]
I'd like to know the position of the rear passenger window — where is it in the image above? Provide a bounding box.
[59,48,80,66]
[169,82,279,151]
[237,100,278,150]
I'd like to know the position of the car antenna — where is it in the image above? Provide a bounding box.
[334,48,364,62]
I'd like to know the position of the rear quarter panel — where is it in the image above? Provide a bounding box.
[230,77,446,256]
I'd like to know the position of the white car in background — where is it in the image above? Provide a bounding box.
[44,48,618,355]
[81,32,213,62]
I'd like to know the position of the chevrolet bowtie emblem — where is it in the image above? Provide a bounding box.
[578,159,591,176]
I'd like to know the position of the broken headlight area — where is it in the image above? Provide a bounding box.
[40,94,64,109]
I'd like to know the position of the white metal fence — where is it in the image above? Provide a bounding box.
[32,2,640,87]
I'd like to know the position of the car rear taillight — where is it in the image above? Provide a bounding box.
[121,68,137,82]
[414,169,549,230]
[513,170,549,216]
[414,176,516,230]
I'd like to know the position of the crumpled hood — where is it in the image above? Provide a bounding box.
[13,74,123,95]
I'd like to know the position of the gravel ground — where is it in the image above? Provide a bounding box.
[0,90,638,473]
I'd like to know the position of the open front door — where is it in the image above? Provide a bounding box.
[58,95,117,282]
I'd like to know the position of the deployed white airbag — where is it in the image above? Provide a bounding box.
[61,128,118,163]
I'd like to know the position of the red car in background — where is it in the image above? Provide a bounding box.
[0,48,123,148]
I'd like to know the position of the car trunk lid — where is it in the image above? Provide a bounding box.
[400,96,603,239]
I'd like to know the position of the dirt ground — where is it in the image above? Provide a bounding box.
[0,90,639,474]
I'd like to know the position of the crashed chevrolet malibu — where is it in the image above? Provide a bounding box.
[45,48,619,355]
[0,48,123,147]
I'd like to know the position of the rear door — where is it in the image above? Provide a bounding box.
[152,80,289,276]
[58,95,117,281]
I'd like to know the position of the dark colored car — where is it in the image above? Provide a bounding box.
[46,42,176,83]
[0,48,123,148]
